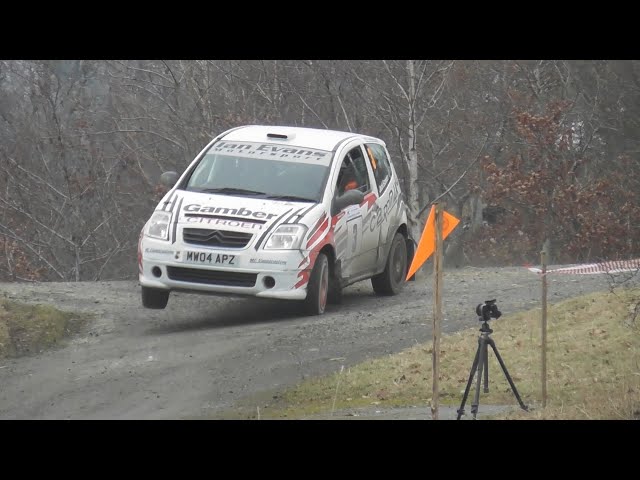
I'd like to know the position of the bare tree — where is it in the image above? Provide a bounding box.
[1,60,638,282]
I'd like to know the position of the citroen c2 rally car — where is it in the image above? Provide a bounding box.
[138,125,415,315]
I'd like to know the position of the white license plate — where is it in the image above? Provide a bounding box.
[185,251,237,265]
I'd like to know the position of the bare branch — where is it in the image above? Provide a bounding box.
[161,60,179,86]
[0,197,75,246]
[382,60,410,103]
[0,225,65,278]
[80,214,114,248]
[84,129,185,151]
[417,133,490,217]
[0,266,39,282]
[291,91,328,129]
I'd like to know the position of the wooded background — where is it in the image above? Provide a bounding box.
[1,60,638,282]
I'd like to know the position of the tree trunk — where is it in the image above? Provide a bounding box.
[406,60,422,242]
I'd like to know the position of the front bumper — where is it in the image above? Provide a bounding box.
[139,238,310,300]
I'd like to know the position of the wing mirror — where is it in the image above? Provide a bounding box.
[160,171,179,188]
[332,189,365,215]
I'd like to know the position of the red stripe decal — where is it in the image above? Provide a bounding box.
[295,250,320,289]
[360,192,377,210]
[296,211,342,289]
[307,213,327,239]
[306,217,329,249]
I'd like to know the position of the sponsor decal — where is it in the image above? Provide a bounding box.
[144,248,173,255]
[184,204,278,220]
[249,258,287,266]
[345,204,360,220]
[365,187,400,233]
[185,217,264,230]
[211,141,330,163]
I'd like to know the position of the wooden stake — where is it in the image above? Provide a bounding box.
[432,203,444,420]
[541,250,548,408]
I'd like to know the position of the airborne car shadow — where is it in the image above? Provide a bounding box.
[146,298,303,335]
[144,287,380,335]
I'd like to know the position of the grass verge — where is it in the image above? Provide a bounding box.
[219,288,640,420]
[0,298,89,359]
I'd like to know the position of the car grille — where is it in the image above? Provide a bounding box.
[166,266,257,287]
[183,228,252,248]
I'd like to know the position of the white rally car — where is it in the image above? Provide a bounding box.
[138,125,415,315]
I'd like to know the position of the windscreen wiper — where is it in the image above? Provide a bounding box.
[265,194,316,203]
[197,187,267,197]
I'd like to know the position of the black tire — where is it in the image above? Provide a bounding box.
[141,286,169,309]
[371,232,408,296]
[303,253,329,315]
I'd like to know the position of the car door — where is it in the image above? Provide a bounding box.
[331,143,376,280]
[362,142,400,273]
[354,145,381,274]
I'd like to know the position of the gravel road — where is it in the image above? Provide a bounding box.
[0,265,613,419]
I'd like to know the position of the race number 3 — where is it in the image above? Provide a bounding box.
[352,224,358,253]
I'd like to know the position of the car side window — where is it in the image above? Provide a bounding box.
[335,146,371,197]
[365,143,392,194]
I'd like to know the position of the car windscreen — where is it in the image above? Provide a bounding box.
[183,140,332,203]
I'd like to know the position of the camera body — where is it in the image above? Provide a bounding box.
[476,299,502,321]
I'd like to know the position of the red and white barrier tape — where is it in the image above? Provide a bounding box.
[528,258,640,275]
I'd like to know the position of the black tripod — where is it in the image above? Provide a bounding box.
[456,310,528,420]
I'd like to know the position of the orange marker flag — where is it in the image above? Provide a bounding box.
[406,205,460,281]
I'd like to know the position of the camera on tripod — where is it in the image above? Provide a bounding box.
[458,298,528,419]
[476,299,501,321]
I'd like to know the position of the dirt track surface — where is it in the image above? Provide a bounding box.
[0,266,613,419]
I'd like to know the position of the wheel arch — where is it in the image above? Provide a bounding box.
[319,243,338,282]
[397,223,416,281]
[379,223,415,281]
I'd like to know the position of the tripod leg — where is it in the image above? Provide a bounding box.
[483,340,489,393]
[456,340,482,420]
[487,338,528,411]
[471,337,486,419]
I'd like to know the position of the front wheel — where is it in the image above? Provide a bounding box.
[371,232,408,296]
[303,253,329,315]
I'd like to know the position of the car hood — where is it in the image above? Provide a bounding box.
[157,189,320,232]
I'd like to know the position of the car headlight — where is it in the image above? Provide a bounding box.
[264,224,307,250]
[144,211,172,241]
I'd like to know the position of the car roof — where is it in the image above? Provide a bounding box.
[220,125,383,152]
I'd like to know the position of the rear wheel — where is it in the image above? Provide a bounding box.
[303,253,329,315]
[141,286,169,309]
[371,232,408,296]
